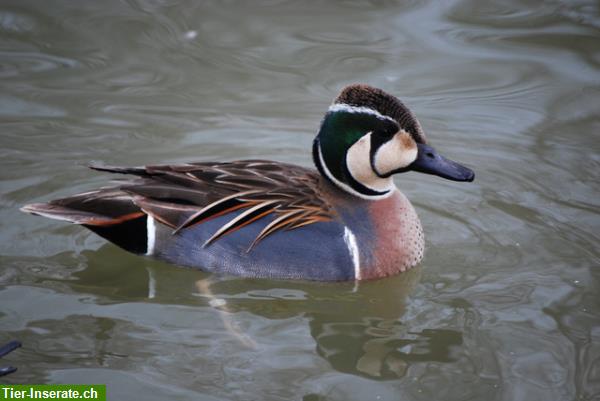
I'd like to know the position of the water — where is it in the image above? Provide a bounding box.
[1,0,599,400]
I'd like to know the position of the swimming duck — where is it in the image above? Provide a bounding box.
[21,84,474,281]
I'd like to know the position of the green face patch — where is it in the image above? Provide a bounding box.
[317,111,398,183]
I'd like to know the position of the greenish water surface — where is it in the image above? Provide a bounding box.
[1,1,599,400]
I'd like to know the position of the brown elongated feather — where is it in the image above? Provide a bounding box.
[21,186,142,222]
[172,190,261,234]
[130,196,200,228]
[89,163,149,176]
[120,182,210,206]
[247,209,305,252]
[20,203,143,226]
[202,200,280,247]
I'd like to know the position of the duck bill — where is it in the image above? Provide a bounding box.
[410,143,474,182]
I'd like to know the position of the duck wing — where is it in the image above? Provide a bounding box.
[24,160,335,252]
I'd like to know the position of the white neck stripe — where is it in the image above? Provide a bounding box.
[317,142,393,201]
[328,103,396,123]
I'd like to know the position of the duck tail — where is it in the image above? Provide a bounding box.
[21,189,150,254]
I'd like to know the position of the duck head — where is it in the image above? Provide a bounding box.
[313,84,474,199]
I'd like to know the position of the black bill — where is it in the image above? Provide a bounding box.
[410,143,475,182]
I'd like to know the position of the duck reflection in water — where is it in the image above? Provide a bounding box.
[20,247,464,381]
[193,265,462,380]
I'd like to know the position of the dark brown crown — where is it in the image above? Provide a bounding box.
[334,84,427,143]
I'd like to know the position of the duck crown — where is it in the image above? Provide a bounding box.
[333,84,427,144]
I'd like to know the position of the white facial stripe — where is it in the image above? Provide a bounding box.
[346,132,396,193]
[373,131,418,176]
[343,226,361,280]
[146,215,156,255]
[317,142,392,200]
[328,103,396,123]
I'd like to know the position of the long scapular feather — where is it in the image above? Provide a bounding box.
[88,163,148,176]
[246,209,305,252]
[203,200,279,247]
[172,190,260,234]
[19,203,144,226]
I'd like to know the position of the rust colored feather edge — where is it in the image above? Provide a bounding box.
[202,200,280,248]
[171,190,261,234]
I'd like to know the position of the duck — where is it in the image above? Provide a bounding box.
[21,84,474,281]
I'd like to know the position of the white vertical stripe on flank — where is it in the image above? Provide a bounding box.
[343,226,361,280]
[146,215,156,256]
